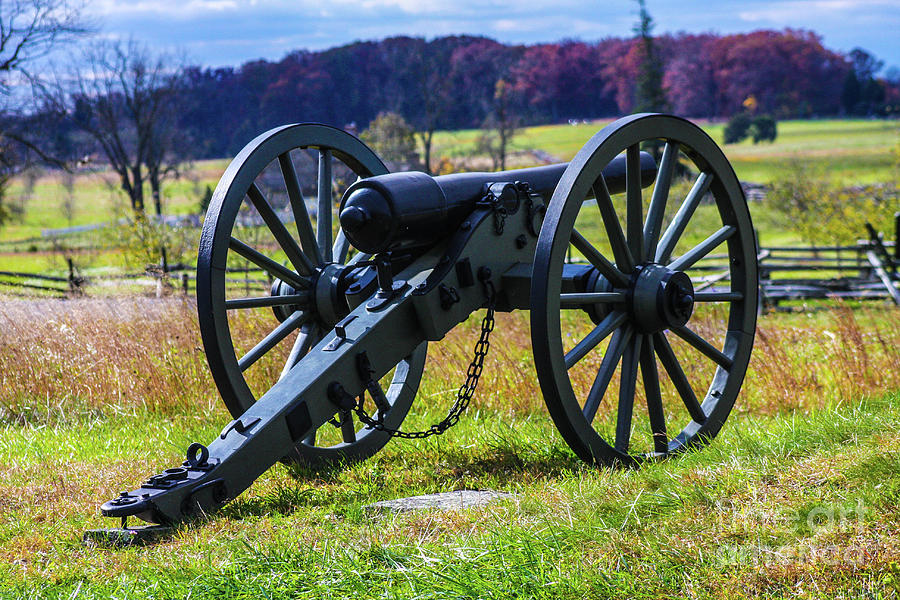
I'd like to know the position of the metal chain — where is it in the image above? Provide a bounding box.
[351,279,496,439]
[492,203,508,234]
[476,186,508,234]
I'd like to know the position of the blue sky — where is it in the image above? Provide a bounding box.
[88,0,900,72]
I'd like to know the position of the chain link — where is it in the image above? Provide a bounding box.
[351,279,496,439]
[492,203,508,234]
[475,185,509,235]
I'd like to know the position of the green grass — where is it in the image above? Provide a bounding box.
[2,163,224,241]
[1,300,900,598]
[2,393,899,597]
[433,118,899,184]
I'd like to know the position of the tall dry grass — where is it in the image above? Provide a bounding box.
[744,306,900,412]
[432,306,900,417]
[0,297,216,422]
[1,297,898,425]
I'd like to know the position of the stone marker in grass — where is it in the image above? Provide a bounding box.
[365,490,514,514]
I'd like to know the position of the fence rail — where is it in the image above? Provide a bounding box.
[754,215,899,310]
[1,215,898,311]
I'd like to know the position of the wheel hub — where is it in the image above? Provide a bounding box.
[269,278,306,322]
[313,263,346,327]
[270,263,359,328]
[630,263,694,333]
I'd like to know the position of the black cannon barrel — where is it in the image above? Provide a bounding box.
[340,152,656,254]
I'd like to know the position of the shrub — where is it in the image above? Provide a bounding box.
[101,216,195,272]
[723,112,753,144]
[724,113,778,144]
[767,161,899,245]
[749,115,777,143]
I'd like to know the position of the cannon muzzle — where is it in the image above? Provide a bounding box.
[340,152,657,254]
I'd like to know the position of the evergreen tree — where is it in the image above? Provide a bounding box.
[633,0,669,113]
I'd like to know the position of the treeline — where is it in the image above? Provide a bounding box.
[175,30,899,158]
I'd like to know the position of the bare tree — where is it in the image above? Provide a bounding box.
[0,0,89,226]
[50,39,189,215]
[477,79,519,171]
[404,47,452,175]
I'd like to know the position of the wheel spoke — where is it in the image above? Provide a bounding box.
[625,144,644,263]
[694,291,743,302]
[247,182,314,276]
[592,177,635,273]
[339,409,357,444]
[640,335,668,454]
[333,229,350,264]
[656,171,713,264]
[348,251,372,266]
[668,225,736,272]
[671,325,733,370]
[225,294,308,310]
[228,236,308,290]
[238,311,306,372]
[279,322,315,380]
[653,332,706,423]
[643,142,677,260]
[317,148,333,262]
[279,151,323,267]
[560,292,627,306]
[693,270,731,292]
[615,333,642,452]
[565,311,627,369]
[570,229,629,287]
[583,326,633,422]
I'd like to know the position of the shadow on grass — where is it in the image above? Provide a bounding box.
[220,443,589,521]
[432,445,587,480]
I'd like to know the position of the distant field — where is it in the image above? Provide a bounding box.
[0,159,231,242]
[0,118,895,282]
[433,118,899,184]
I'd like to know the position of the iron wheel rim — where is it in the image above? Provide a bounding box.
[531,113,758,466]
[197,123,427,466]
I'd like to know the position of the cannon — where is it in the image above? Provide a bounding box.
[96,113,757,533]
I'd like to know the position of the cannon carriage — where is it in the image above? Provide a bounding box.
[97,113,757,531]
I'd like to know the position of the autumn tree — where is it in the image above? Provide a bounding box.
[662,34,719,116]
[361,111,420,170]
[447,37,520,128]
[402,39,454,174]
[511,42,614,122]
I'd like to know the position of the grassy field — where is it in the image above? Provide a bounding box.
[0,119,898,598]
[433,118,899,185]
[0,117,894,290]
[1,299,900,597]
[2,118,896,243]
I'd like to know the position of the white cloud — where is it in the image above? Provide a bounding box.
[91,0,251,18]
[738,0,900,23]
[83,0,900,69]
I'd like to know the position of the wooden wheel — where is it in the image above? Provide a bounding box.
[531,114,757,465]
[197,123,426,467]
